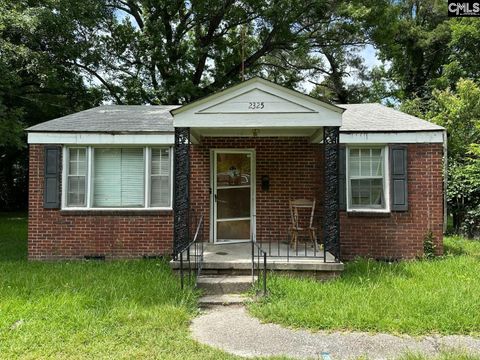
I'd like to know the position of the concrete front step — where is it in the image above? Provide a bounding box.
[197,275,255,295]
[170,243,344,280]
[198,294,249,307]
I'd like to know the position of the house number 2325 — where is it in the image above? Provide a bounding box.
[248,102,264,109]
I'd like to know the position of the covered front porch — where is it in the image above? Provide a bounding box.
[171,78,343,276]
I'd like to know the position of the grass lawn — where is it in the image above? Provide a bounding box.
[0,212,27,261]
[0,212,237,359]
[2,212,480,359]
[250,236,480,336]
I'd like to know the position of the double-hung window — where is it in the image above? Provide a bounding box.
[64,146,172,209]
[347,147,389,211]
[150,148,171,207]
[66,148,87,207]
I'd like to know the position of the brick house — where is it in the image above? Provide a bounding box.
[26,78,446,266]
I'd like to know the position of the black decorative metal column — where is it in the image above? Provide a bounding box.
[323,126,340,261]
[173,127,190,255]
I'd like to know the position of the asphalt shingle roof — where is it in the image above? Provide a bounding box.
[338,103,444,132]
[26,103,444,133]
[26,105,179,133]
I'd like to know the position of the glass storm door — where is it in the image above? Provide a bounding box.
[214,151,253,243]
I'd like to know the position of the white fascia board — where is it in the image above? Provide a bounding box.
[174,113,341,128]
[340,131,444,144]
[28,132,174,145]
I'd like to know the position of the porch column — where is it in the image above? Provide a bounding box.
[173,127,190,255]
[323,126,340,261]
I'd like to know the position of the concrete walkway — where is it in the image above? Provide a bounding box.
[191,306,480,359]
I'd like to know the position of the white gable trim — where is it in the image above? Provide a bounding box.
[172,77,343,115]
[28,132,174,145]
[197,88,317,114]
[172,77,343,128]
[340,131,444,144]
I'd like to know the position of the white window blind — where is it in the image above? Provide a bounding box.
[67,148,87,206]
[348,148,385,209]
[150,148,171,207]
[93,148,145,207]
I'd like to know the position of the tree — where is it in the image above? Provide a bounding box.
[435,18,480,91]
[410,79,480,237]
[0,0,102,210]
[29,0,380,105]
[367,2,480,105]
[427,79,480,161]
[368,0,451,101]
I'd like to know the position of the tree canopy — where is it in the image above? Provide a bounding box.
[18,0,383,105]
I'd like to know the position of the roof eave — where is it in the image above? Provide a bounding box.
[26,130,174,135]
[340,128,445,133]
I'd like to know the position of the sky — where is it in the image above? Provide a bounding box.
[363,44,382,69]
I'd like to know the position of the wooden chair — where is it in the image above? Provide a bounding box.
[289,198,320,251]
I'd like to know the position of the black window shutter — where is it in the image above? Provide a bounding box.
[390,145,408,211]
[338,146,346,211]
[44,145,61,209]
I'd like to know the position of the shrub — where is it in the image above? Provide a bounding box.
[461,205,480,239]
[423,230,436,259]
[447,159,480,237]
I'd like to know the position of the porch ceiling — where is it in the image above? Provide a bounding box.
[190,126,324,143]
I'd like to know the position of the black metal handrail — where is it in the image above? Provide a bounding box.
[252,235,267,296]
[175,214,204,290]
[255,214,340,263]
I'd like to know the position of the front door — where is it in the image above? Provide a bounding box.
[213,150,255,243]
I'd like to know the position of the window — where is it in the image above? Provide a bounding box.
[347,147,389,211]
[63,146,172,209]
[150,148,171,207]
[93,148,145,207]
[67,148,87,206]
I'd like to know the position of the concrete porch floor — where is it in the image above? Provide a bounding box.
[171,242,344,278]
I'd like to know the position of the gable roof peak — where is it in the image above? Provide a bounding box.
[171,76,344,115]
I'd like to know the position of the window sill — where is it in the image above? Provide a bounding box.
[60,209,173,216]
[344,210,391,218]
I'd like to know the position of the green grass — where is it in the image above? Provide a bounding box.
[0,212,237,359]
[0,212,28,261]
[444,236,480,257]
[250,236,480,336]
[400,352,480,360]
[2,212,479,359]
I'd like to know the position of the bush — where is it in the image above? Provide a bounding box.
[461,206,480,239]
[447,159,480,238]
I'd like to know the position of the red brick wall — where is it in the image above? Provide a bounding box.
[191,139,444,260]
[29,140,444,261]
[340,143,444,260]
[190,137,323,243]
[28,144,173,260]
